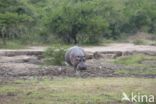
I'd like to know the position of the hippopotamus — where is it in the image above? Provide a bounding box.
[65,46,87,71]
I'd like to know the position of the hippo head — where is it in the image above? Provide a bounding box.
[75,55,87,70]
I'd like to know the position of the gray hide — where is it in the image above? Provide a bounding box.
[65,46,87,70]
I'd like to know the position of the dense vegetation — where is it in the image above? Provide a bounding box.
[0,0,156,45]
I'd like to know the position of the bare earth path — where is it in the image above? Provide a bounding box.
[0,43,156,54]
[84,43,156,52]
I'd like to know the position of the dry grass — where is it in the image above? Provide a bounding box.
[0,77,155,104]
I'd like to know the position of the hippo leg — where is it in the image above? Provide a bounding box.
[73,65,80,76]
[75,70,80,76]
[74,65,78,72]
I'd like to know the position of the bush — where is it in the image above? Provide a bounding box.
[1,0,156,45]
[48,1,108,44]
[133,39,146,45]
[43,46,68,65]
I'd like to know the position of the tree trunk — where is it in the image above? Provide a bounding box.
[1,26,7,45]
[73,35,77,44]
[2,33,6,45]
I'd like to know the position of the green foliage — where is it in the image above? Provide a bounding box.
[133,39,146,45]
[48,1,108,44]
[43,46,68,65]
[0,13,32,24]
[122,0,156,34]
[0,0,156,45]
[0,39,27,49]
[0,0,35,45]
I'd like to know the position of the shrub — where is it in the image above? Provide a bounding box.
[133,39,146,45]
[43,46,68,65]
[48,1,108,44]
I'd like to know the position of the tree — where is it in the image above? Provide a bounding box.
[48,1,108,44]
[0,0,33,45]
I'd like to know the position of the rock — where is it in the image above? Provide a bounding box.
[93,52,102,59]
[86,52,93,59]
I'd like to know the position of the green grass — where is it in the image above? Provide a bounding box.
[100,39,115,46]
[114,54,156,75]
[115,68,156,75]
[114,54,156,66]
[0,40,27,49]
[0,39,72,49]
[114,54,145,65]
[132,39,156,45]
[0,77,155,104]
[133,39,147,45]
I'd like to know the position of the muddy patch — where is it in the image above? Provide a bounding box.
[0,58,156,80]
[0,45,156,79]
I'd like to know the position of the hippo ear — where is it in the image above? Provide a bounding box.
[79,47,86,55]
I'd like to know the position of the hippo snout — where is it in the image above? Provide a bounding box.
[77,62,87,70]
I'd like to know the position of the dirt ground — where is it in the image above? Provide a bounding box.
[84,43,156,52]
[0,43,156,80]
[1,43,156,54]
